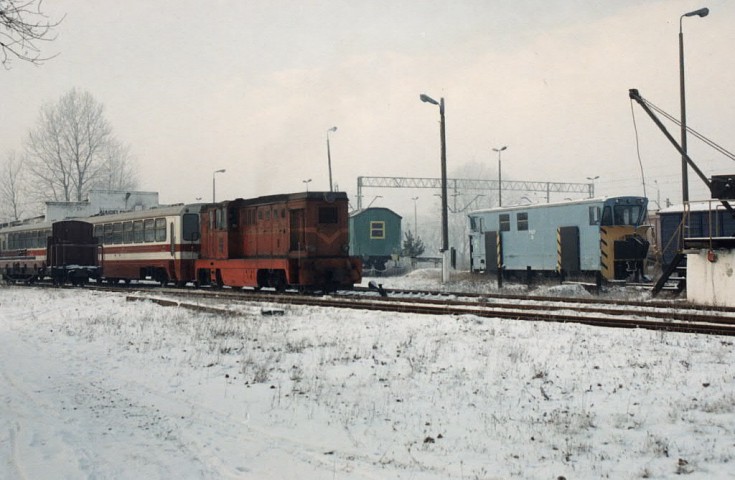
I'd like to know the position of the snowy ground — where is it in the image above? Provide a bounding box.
[1,270,734,479]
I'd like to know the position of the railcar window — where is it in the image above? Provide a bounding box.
[517,212,528,231]
[133,221,143,243]
[123,222,133,243]
[112,223,123,244]
[155,218,167,242]
[144,219,155,242]
[94,225,102,241]
[589,206,601,225]
[182,213,199,241]
[499,214,510,232]
[319,207,338,224]
[104,224,113,244]
[370,221,385,239]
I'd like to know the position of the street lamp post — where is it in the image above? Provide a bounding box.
[411,196,419,236]
[679,7,709,203]
[420,93,449,283]
[212,168,225,202]
[302,178,312,192]
[326,126,337,192]
[586,175,600,198]
[493,146,507,206]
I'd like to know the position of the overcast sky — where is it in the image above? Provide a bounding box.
[2,0,734,216]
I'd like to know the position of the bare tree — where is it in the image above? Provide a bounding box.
[0,150,25,221]
[25,88,138,203]
[0,0,62,67]
[94,140,139,191]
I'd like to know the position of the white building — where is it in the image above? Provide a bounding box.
[45,190,160,222]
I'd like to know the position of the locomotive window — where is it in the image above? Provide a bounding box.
[370,221,385,239]
[123,222,133,243]
[112,222,123,244]
[589,206,601,226]
[155,218,167,242]
[281,209,286,219]
[258,210,263,221]
[144,219,155,242]
[182,213,199,241]
[104,224,113,244]
[517,212,528,231]
[319,207,338,224]
[499,214,510,232]
[265,210,271,221]
[601,206,612,226]
[133,221,143,243]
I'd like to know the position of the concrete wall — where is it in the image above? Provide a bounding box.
[687,249,735,307]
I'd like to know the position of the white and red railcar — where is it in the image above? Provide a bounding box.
[0,219,100,284]
[87,204,203,285]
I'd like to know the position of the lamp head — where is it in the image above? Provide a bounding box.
[328,126,337,133]
[420,94,439,106]
[684,7,709,17]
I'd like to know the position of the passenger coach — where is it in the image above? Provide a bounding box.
[468,197,650,281]
[88,204,203,285]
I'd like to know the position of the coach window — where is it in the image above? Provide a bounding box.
[319,206,338,224]
[517,212,528,231]
[133,221,143,243]
[589,206,601,226]
[104,224,113,244]
[182,213,199,241]
[144,219,155,242]
[112,222,123,244]
[123,222,133,243]
[155,218,167,242]
[499,214,510,232]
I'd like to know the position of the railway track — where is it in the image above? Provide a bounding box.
[113,284,735,337]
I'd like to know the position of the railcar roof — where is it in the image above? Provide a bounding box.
[201,191,348,209]
[658,199,735,214]
[468,197,615,216]
[85,203,204,223]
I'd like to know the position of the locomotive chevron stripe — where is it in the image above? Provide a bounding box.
[556,227,562,272]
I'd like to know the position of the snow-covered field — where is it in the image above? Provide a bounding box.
[1,270,734,479]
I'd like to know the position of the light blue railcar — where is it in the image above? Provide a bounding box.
[468,197,648,281]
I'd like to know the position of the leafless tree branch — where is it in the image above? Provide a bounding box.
[0,0,63,67]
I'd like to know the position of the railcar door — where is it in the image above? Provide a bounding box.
[290,209,305,252]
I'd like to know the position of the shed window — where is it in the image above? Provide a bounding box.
[499,214,510,232]
[517,212,528,231]
[370,221,385,239]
